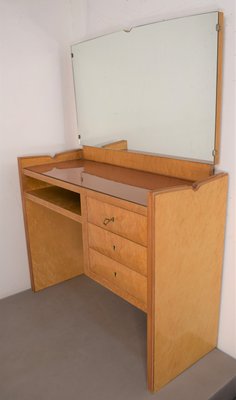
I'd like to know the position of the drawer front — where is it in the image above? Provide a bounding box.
[89,249,147,305]
[87,197,147,246]
[88,223,147,276]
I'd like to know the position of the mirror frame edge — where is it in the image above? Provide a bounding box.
[72,11,224,167]
[214,11,224,165]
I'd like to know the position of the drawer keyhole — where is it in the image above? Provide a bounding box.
[114,272,117,277]
[113,245,116,251]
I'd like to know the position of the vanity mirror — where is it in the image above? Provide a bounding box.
[72,11,222,164]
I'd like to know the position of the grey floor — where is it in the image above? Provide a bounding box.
[0,275,235,400]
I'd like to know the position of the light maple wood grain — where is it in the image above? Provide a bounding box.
[18,151,84,290]
[88,223,147,276]
[87,196,147,246]
[21,176,51,192]
[83,145,213,181]
[25,186,82,223]
[148,173,228,391]
[147,192,155,390]
[89,248,147,308]
[18,149,83,169]
[85,188,147,216]
[80,193,90,275]
[25,200,84,291]
[18,127,227,393]
[23,168,85,195]
[87,269,147,312]
[102,140,128,150]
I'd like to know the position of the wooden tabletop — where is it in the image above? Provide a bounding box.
[25,159,192,206]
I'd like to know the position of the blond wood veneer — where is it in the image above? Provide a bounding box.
[88,223,147,276]
[83,146,213,181]
[87,197,147,246]
[89,249,147,309]
[147,173,228,391]
[18,143,228,393]
[26,200,84,291]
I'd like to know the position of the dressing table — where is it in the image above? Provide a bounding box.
[18,12,228,392]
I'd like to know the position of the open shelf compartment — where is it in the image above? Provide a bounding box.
[25,186,82,223]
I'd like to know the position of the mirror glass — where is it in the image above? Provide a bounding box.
[72,12,219,163]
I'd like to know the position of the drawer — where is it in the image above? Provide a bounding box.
[89,249,147,305]
[88,223,147,276]
[87,197,147,246]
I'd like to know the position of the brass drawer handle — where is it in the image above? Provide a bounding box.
[103,217,114,226]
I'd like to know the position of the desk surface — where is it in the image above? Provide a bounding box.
[25,159,192,206]
[19,151,228,392]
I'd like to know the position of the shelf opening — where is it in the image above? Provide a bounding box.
[25,186,82,223]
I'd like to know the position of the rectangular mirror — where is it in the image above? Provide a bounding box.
[72,11,221,164]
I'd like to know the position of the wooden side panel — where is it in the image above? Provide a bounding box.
[147,191,156,390]
[25,200,84,291]
[83,146,213,181]
[18,151,83,290]
[148,173,228,391]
